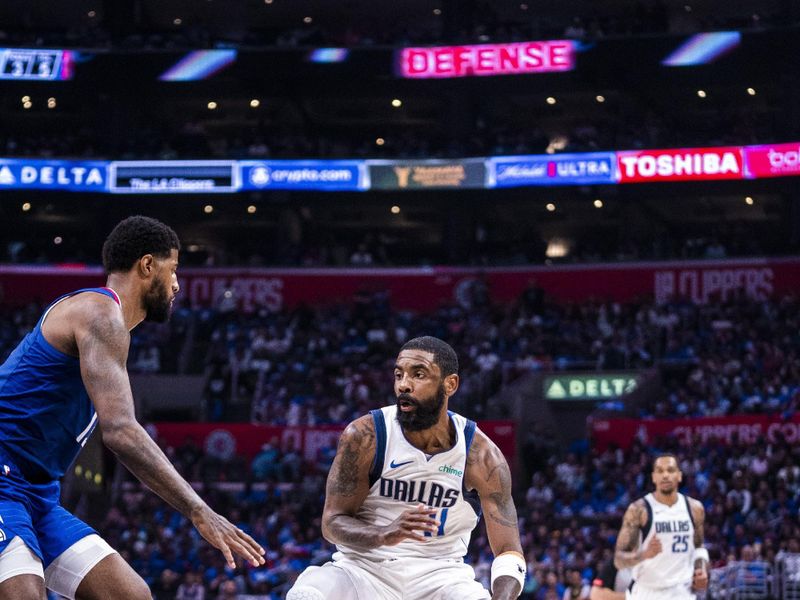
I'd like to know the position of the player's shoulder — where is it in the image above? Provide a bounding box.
[685,494,705,515]
[65,289,124,324]
[623,497,649,522]
[340,414,377,447]
[465,427,506,474]
[629,496,648,508]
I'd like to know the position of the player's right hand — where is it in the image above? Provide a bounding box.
[641,536,663,560]
[379,504,440,545]
[191,504,266,569]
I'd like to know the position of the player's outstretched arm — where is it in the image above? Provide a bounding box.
[75,298,264,569]
[690,498,709,590]
[466,431,525,600]
[614,500,659,569]
[321,416,439,548]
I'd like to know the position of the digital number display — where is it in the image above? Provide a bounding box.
[0,48,73,81]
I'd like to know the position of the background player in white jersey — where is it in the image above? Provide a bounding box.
[614,454,708,600]
[287,336,525,600]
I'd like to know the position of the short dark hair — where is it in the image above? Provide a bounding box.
[400,336,459,377]
[652,453,680,472]
[102,216,180,273]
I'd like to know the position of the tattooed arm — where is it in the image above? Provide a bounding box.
[614,500,660,569]
[321,416,439,549]
[690,498,709,590]
[466,430,524,600]
[76,297,264,568]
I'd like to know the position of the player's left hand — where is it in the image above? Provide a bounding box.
[191,504,266,569]
[692,567,709,590]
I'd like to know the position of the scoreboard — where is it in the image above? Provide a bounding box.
[0,48,73,81]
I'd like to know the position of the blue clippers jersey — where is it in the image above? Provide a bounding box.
[0,287,120,482]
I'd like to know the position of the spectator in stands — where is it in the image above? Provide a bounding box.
[563,568,591,600]
[251,440,281,480]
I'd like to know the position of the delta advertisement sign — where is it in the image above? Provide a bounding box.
[617,146,744,183]
[592,413,800,451]
[398,40,575,79]
[0,159,107,191]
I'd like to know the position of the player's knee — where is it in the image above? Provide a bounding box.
[286,585,326,600]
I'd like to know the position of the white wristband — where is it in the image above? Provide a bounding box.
[694,547,709,564]
[491,551,526,596]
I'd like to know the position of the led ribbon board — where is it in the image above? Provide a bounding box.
[398,40,575,79]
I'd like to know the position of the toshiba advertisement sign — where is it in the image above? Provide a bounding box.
[617,146,744,183]
[398,41,575,79]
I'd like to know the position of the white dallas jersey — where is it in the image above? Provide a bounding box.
[632,493,696,589]
[336,406,481,561]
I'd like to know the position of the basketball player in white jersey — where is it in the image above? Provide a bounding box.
[614,454,708,600]
[286,336,525,600]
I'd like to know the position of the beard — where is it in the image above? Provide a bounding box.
[144,278,172,323]
[396,384,446,432]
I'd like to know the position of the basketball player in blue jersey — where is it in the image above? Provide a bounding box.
[0,216,264,600]
[287,336,526,600]
[614,454,708,600]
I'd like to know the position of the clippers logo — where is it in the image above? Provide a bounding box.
[618,148,743,182]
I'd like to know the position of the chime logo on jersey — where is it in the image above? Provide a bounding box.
[438,464,463,478]
[379,477,460,508]
[655,520,691,534]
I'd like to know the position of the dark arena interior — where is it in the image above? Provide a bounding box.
[0,0,799,598]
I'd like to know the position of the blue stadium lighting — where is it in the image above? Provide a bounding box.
[158,49,237,81]
[661,31,741,66]
[307,48,350,63]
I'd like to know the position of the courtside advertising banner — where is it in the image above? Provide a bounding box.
[592,413,800,451]
[617,146,744,183]
[744,142,800,179]
[368,159,486,189]
[151,421,516,463]
[240,160,366,191]
[3,258,800,312]
[0,158,107,191]
[398,40,575,79]
[489,152,616,187]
